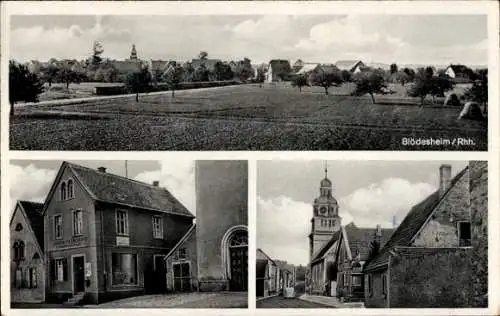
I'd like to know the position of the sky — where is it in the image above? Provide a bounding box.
[9,159,195,216]
[256,160,469,266]
[10,15,487,66]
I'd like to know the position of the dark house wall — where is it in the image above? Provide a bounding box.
[389,248,473,308]
[364,269,388,308]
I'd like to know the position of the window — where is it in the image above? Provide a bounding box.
[352,274,362,286]
[458,222,472,246]
[32,252,40,260]
[67,179,74,199]
[382,274,387,295]
[112,253,138,285]
[27,267,37,288]
[15,268,22,288]
[13,240,25,261]
[55,259,65,281]
[73,210,83,235]
[60,182,67,200]
[116,210,129,235]
[178,247,187,259]
[15,223,23,231]
[152,215,163,239]
[343,272,348,287]
[54,215,63,239]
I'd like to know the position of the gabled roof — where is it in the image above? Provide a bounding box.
[335,60,364,71]
[13,201,45,252]
[310,230,342,264]
[447,64,472,75]
[44,162,194,218]
[268,60,292,74]
[365,166,469,271]
[296,63,319,75]
[344,223,394,261]
[257,248,276,265]
[164,224,196,259]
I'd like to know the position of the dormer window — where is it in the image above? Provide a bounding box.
[67,179,74,199]
[60,182,67,200]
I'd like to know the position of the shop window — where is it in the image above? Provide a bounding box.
[54,258,67,282]
[73,210,83,235]
[112,253,138,285]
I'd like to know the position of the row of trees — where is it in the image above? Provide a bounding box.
[290,65,488,109]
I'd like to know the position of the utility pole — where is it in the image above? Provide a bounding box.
[125,160,128,178]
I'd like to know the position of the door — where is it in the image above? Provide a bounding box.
[229,246,248,291]
[73,256,85,293]
[173,262,191,292]
[154,256,167,293]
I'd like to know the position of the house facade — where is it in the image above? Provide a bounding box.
[10,201,45,303]
[195,161,248,292]
[43,162,194,304]
[364,162,487,308]
[444,64,474,83]
[256,248,279,297]
[266,60,292,82]
[334,60,365,73]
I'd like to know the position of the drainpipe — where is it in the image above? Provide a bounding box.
[100,205,107,296]
[387,255,391,308]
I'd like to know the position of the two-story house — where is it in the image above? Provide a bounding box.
[363,163,485,308]
[10,201,45,303]
[42,162,194,304]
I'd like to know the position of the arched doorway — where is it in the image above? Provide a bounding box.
[221,226,248,291]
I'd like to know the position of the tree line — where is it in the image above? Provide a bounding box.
[290,64,488,111]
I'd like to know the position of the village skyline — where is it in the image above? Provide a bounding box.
[11,15,487,66]
[256,160,469,266]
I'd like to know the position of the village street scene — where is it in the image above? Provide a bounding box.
[8,14,487,151]
[256,160,487,308]
[9,160,248,308]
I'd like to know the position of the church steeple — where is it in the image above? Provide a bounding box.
[309,162,341,261]
[130,44,138,60]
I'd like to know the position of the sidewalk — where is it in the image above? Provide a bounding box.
[298,294,365,308]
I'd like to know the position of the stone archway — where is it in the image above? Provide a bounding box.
[221,225,248,291]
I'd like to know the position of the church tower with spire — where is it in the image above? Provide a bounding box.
[129,44,138,60]
[309,162,342,261]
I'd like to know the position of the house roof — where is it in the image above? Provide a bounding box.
[296,63,319,74]
[344,223,394,261]
[164,224,196,259]
[335,60,363,71]
[364,166,469,271]
[191,59,221,71]
[18,201,45,251]
[268,60,292,74]
[318,64,340,74]
[310,230,342,264]
[65,162,194,217]
[257,248,276,265]
[447,64,472,76]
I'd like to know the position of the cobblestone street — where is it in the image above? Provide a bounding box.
[257,296,331,308]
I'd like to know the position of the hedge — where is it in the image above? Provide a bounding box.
[94,80,241,96]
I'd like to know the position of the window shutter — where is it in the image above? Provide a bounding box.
[63,258,68,281]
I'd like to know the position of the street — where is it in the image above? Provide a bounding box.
[257,295,331,308]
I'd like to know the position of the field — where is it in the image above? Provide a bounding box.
[38,82,124,101]
[10,83,487,151]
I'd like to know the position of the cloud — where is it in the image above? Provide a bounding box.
[340,178,436,228]
[9,164,57,215]
[134,159,195,214]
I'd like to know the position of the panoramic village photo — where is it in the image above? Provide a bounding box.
[9,159,248,308]
[8,14,488,151]
[256,160,487,308]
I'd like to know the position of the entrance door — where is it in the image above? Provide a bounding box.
[73,256,85,293]
[154,256,167,293]
[173,262,191,292]
[228,231,248,291]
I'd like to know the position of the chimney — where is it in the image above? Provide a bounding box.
[97,167,106,173]
[376,224,382,237]
[439,164,452,197]
[392,215,398,229]
[152,181,159,187]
